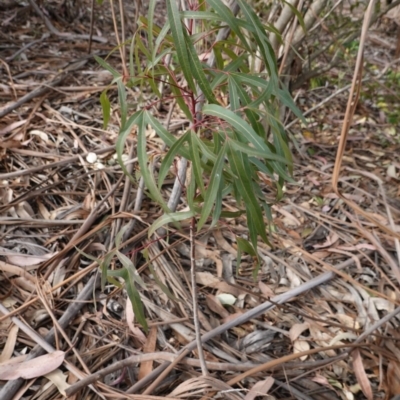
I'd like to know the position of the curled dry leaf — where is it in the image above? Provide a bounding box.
[293,340,310,361]
[289,322,310,342]
[0,351,65,380]
[352,349,373,400]
[244,376,274,400]
[45,369,70,396]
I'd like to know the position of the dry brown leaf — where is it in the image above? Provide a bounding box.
[244,376,274,400]
[0,351,65,380]
[138,326,158,380]
[206,294,229,318]
[0,139,22,149]
[293,340,310,361]
[0,325,18,363]
[258,281,275,298]
[289,322,309,342]
[196,271,220,287]
[45,369,70,396]
[313,232,339,249]
[352,349,373,400]
[387,360,400,397]
[6,252,56,267]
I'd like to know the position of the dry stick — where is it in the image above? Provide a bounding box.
[131,254,363,395]
[0,72,68,119]
[0,274,101,400]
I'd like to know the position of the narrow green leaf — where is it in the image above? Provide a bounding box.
[207,0,251,52]
[99,91,110,129]
[228,76,240,113]
[107,267,148,331]
[94,55,121,78]
[228,144,268,245]
[149,210,195,237]
[137,114,170,211]
[126,278,148,332]
[203,104,270,155]
[210,173,224,228]
[169,76,192,120]
[166,0,196,93]
[145,112,190,159]
[148,263,178,302]
[236,237,257,256]
[189,132,205,197]
[117,110,143,186]
[101,252,114,290]
[198,142,226,230]
[183,29,218,104]
[116,251,147,289]
[129,34,136,79]
[158,130,191,189]
[236,0,278,82]
[117,79,127,128]
[229,139,290,164]
[147,0,156,55]
[181,10,222,21]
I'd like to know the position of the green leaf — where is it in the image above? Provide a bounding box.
[116,251,147,289]
[228,144,268,246]
[183,29,218,104]
[149,210,195,237]
[189,131,205,197]
[229,139,290,164]
[137,114,170,211]
[207,0,251,52]
[148,263,178,302]
[203,104,271,156]
[181,10,222,22]
[107,266,148,331]
[236,237,257,256]
[126,277,148,332]
[198,142,226,230]
[117,79,127,128]
[144,112,190,159]
[99,91,110,129]
[94,55,121,79]
[169,76,192,120]
[147,0,156,55]
[117,110,143,186]
[235,0,278,83]
[166,0,196,93]
[158,130,190,190]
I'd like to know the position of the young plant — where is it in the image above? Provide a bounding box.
[97,0,303,325]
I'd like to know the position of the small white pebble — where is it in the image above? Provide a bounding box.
[86,152,97,163]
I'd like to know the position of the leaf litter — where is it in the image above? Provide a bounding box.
[0,0,400,399]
